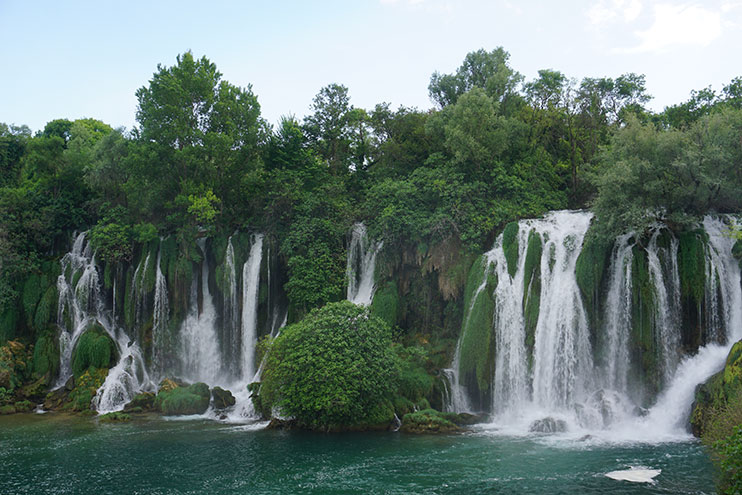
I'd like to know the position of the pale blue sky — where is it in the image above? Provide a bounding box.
[1,0,740,132]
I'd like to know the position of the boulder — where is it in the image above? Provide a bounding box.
[529,417,568,433]
[155,382,210,415]
[123,392,156,413]
[211,387,235,409]
[400,409,463,434]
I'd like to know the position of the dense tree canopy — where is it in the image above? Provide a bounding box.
[0,47,740,327]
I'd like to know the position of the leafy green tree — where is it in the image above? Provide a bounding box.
[133,51,264,231]
[303,83,354,175]
[260,301,399,430]
[428,47,523,113]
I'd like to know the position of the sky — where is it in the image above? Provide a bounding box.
[1,0,740,133]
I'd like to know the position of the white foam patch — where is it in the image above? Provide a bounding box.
[605,468,661,483]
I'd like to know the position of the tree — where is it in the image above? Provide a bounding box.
[428,47,523,111]
[303,83,353,175]
[260,301,399,430]
[133,51,264,230]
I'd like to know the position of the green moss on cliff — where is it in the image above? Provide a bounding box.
[630,243,658,401]
[678,230,707,307]
[458,255,497,392]
[502,222,519,278]
[575,232,613,333]
[522,230,542,360]
[370,281,399,328]
[32,330,59,382]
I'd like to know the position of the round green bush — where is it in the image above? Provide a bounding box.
[261,301,399,430]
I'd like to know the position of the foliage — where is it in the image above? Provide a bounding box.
[71,325,117,377]
[260,301,398,430]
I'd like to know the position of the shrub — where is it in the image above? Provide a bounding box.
[260,301,399,430]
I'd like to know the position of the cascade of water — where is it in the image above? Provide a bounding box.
[151,240,169,377]
[529,211,594,411]
[491,226,531,415]
[54,232,153,412]
[133,252,151,326]
[443,338,474,413]
[601,233,635,393]
[222,236,239,368]
[612,216,740,440]
[178,238,221,384]
[56,232,101,387]
[646,227,681,384]
[346,223,383,306]
[240,234,264,382]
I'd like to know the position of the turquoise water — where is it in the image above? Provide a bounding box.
[0,415,715,494]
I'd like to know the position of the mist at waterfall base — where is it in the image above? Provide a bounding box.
[446,211,741,445]
[0,414,715,494]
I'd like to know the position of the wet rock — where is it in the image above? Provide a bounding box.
[211,387,236,409]
[123,392,156,413]
[529,417,568,433]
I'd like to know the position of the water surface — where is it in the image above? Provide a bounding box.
[0,415,716,494]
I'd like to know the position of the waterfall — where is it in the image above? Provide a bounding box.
[601,233,634,393]
[56,232,101,387]
[178,238,222,384]
[151,240,169,378]
[443,338,473,413]
[240,234,263,382]
[528,212,594,412]
[55,232,153,412]
[646,227,681,384]
[450,211,742,439]
[133,251,151,326]
[222,236,239,368]
[490,225,531,415]
[346,223,383,306]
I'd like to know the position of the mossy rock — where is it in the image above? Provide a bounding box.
[98,411,132,422]
[123,392,156,412]
[690,340,742,436]
[502,222,520,278]
[155,382,210,415]
[0,404,17,415]
[370,281,399,328]
[63,368,109,412]
[71,325,118,377]
[458,254,497,393]
[393,396,416,417]
[14,400,33,412]
[20,377,48,402]
[732,239,742,263]
[211,386,236,409]
[32,329,60,384]
[401,408,462,434]
[574,232,612,332]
